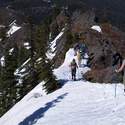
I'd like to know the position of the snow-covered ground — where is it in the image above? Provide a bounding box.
[24,42,31,50]
[1,49,125,125]
[0,56,5,67]
[7,20,21,37]
[9,48,14,55]
[91,25,102,33]
[14,58,31,77]
[46,28,65,60]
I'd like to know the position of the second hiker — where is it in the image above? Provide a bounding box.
[70,59,78,81]
[115,59,125,92]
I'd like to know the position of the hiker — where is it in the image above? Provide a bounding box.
[112,52,123,68]
[81,53,89,67]
[77,49,81,67]
[115,59,125,92]
[111,52,123,83]
[70,59,78,81]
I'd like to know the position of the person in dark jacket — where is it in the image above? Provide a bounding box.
[115,59,125,92]
[70,59,78,81]
[112,52,123,83]
[112,52,123,67]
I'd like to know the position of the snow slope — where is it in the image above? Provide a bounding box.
[7,20,21,37]
[91,25,102,33]
[46,28,65,60]
[1,49,125,125]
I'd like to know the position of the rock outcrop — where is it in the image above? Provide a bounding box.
[54,10,125,83]
[51,9,125,83]
[83,23,125,83]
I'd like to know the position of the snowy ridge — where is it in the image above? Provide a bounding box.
[46,28,65,60]
[14,58,31,76]
[54,48,90,80]
[9,48,14,55]
[0,56,5,67]
[7,20,21,37]
[14,58,31,84]
[91,25,102,33]
[24,42,31,50]
[1,49,125,125]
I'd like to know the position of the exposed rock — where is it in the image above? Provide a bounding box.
[51,9,125,83]
[84,67,123,83]
[83,23,125,83]
[54,10,125,83]
[71,10,95,33]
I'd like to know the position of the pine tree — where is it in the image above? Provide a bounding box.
[0,46,18,116]
[0,27,7,42]
[35,22,59,94]
[16,16,39,98]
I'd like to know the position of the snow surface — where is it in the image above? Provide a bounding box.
[7,21,21,37]
[46,28,65,60]
[36,58,42,64]
[14,58,31,85]
[36,58,42,62]
[91,25,102,33]
[24,42,30,46]
[1,49,125,125]
[24,42,31,50]
[0,56,5,67]
[14,58,31,77]
[9,48,14,55]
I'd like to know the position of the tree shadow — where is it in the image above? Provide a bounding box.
[58,79,69,86]
[19,93,68,125]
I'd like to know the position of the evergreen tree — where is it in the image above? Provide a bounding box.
[0,46,18,116]
[16,16,39,98]
[35,22,59,94]
[0,27,6,42]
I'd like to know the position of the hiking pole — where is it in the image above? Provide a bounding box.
[114,68,118,98]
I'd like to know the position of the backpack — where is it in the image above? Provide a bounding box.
[112,53,123,66]
[77,51,81,60]
[71,61,77,69]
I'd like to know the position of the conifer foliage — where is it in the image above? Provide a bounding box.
[0,45,18,116]
[34,22,59,94]
[0,10,60,116]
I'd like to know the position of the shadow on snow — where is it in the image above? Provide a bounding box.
[19,93,68,125]
[58,78,85,87]
[58,79,69,86]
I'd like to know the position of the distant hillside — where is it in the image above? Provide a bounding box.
[0,0,125,30]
